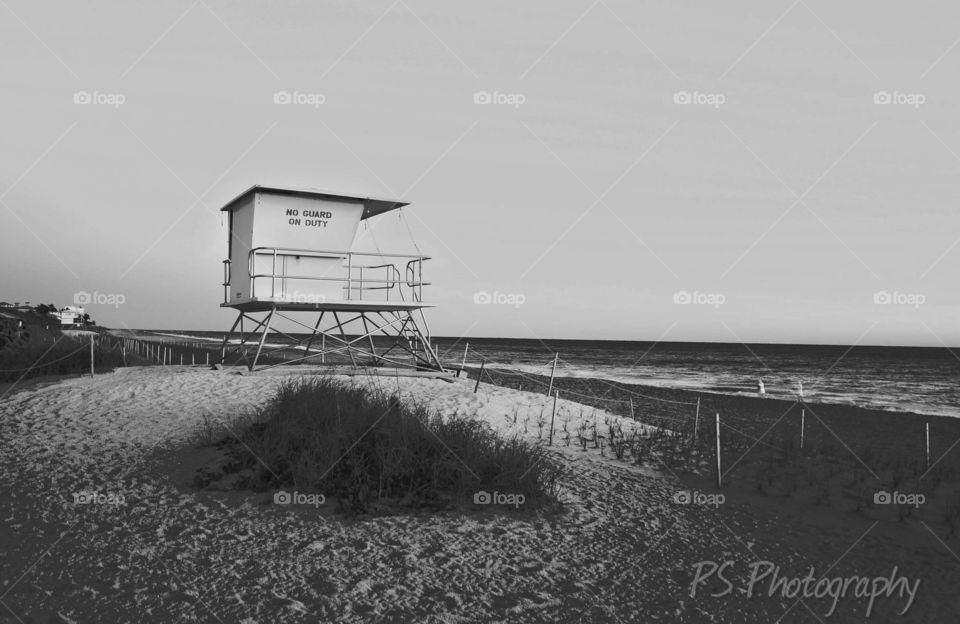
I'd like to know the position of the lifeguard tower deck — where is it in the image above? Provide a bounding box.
[219,185,444,372]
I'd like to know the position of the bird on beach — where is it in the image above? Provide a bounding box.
[757,378,766,395]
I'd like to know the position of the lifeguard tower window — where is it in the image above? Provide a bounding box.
[218,185,443,373]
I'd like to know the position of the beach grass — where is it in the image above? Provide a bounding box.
[211,376,563,513]
[473,366,960,535]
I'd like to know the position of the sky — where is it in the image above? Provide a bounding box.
[1,0,959,346]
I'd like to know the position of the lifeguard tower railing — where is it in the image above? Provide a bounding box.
[218,246,443,371]
[223,247,430,305]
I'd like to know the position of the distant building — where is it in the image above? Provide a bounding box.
[55,306,85,327]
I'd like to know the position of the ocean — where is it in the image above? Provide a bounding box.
[137,331,960,419]
[438,338,960,419]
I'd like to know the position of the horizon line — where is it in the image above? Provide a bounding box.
[125,328,960,350]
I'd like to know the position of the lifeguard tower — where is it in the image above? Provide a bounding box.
[218,185,443,372]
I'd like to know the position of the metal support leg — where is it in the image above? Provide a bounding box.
[250,308,276,371]
[228,313,271,367]
[220,312,242,365]
[332,311,357,367]
[304,311,325,356]
[360,313,380,366]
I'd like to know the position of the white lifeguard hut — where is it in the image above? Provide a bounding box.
[218,184,443,372]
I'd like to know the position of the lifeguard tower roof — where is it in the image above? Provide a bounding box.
[220,184,408,220]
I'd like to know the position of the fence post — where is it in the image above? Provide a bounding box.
[715,413,722,489]
[549,390,558,446]
[89,335,95,377]
[459,342,469,378]
[629,397,635,420]
[547,352,558,396]
[800,408,805,450]
[474,359,486,394]
[693,397,700,440]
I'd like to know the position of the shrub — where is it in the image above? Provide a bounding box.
[234,376,563,512]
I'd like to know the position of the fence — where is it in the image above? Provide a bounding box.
[0,331,230,383]
[454,345,954,497]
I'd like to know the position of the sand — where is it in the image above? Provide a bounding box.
[1,367,956,622]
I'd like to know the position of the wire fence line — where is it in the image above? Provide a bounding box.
[453,345,959,494]
[460,345,700,407]
[0,331,231,381]
[458,345,799,432]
